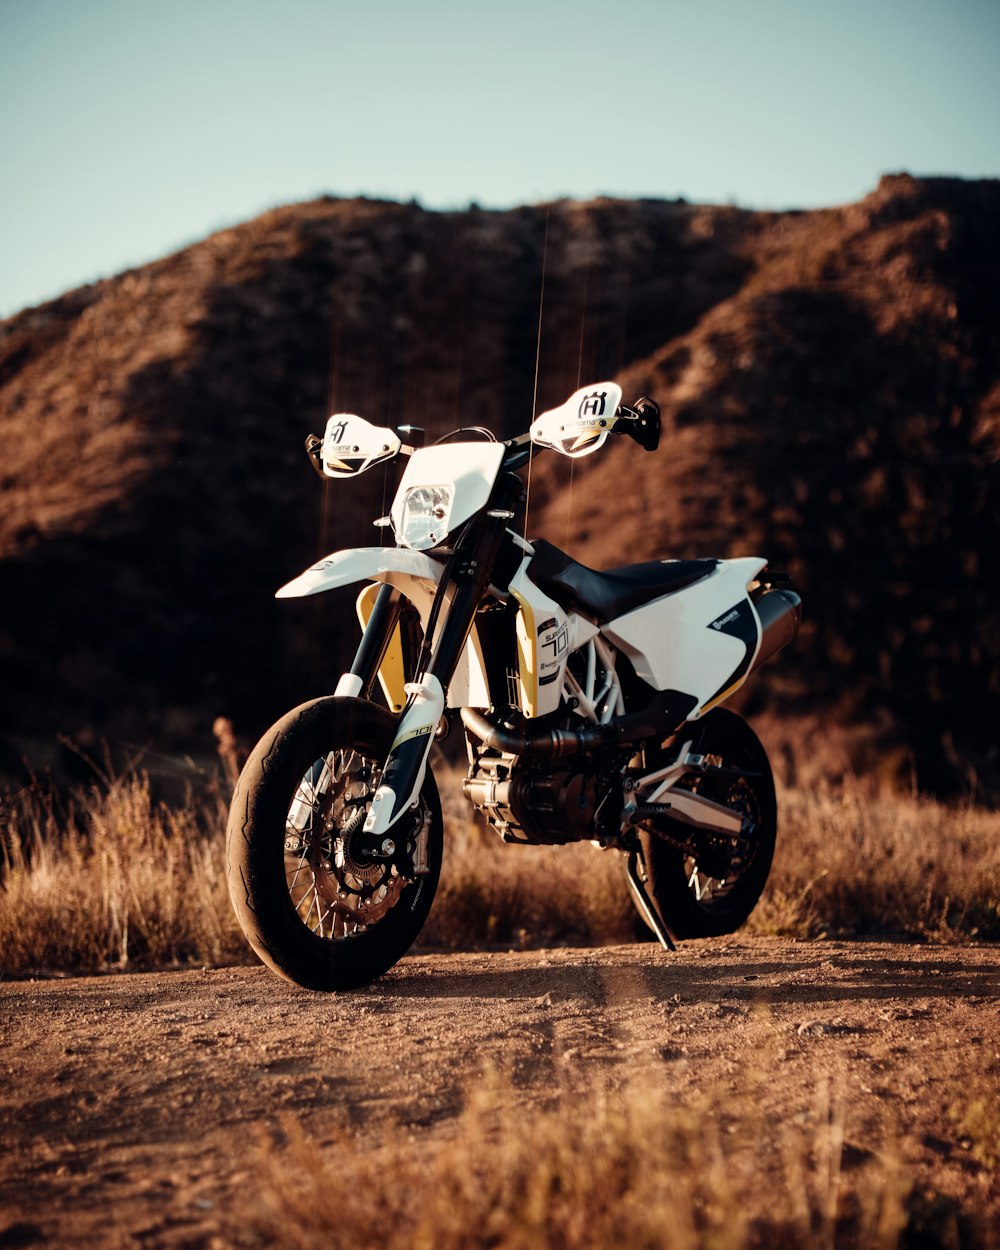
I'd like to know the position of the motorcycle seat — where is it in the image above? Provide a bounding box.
[526,539,718,623]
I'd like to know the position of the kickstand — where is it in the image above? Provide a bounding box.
[625,850,677,952]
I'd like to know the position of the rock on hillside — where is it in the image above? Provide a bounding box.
[0,176,997,793]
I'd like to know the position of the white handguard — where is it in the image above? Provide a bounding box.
[321,413,401,478]
[531,382,624,458]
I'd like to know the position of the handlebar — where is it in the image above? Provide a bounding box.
[620,396,661,451]
[306,396,660,479]
[304,433,326,478]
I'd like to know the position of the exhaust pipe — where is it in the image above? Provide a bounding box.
[461,689,697,759]
[461,707,612,758]
[752,589,802,670]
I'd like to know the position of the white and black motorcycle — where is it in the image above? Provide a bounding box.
[226,383,801,990]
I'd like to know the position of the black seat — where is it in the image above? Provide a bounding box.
[526,539,718,623]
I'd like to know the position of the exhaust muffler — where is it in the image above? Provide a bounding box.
[752,588,802,670]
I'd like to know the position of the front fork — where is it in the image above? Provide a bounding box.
[343,510,516,839]
[334,584,404,702]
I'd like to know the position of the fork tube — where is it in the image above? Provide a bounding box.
[347,584,403,698]
[421,513,512,691]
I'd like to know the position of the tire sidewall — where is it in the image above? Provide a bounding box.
[226,697,442,990]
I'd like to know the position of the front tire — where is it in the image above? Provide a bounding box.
[226,697,442,991]
[634,708,776,940]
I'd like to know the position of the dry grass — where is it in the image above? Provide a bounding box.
[1,762,998,977]
[0,769,244,975]
[247,1064,995,1250]
[753,782,1000,943]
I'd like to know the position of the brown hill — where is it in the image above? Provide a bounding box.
[1,176,997,793]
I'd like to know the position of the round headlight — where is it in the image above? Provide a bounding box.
[395,484,454,550]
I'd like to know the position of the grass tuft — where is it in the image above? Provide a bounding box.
[751,782,1000,942]
[0,771,244,975]
[246,1066,995,1250]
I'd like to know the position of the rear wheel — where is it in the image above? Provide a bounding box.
[632,708,776,940]
[227,697,442,990]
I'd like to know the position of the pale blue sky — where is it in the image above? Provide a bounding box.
[2,0,998,318]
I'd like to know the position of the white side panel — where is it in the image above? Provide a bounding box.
[451,629,490,710]
[601,557,766,714]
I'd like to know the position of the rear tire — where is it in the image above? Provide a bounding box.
[634,708,776,940]
[226,697,442,990]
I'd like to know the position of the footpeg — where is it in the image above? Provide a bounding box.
[633,791,743,836]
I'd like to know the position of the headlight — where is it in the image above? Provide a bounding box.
[396,484,454,550]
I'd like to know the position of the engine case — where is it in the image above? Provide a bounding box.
[464,753,602,845]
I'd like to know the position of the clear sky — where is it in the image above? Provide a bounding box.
[2,0,998,318]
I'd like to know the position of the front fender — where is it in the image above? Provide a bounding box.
[276,545,488,711]
[275,547,443,599]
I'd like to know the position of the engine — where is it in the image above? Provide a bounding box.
[463,751,620,845]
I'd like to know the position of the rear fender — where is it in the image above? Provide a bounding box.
[601,557,767,716]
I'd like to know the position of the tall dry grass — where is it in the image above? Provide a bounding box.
[753,783,1000,942]
[0,769,244,975]
[1,760,998,977]
[247,1064,996,1250]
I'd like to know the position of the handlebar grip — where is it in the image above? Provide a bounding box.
[618,397,660,451]
[304,434,327,479]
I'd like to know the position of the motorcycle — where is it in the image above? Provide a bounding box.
[226,382,801,990]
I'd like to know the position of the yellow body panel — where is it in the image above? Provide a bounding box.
[355,584,407,712]
[510,587,537,718]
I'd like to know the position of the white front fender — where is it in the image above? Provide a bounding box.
[275,547,443,600]
[275,546,489,710]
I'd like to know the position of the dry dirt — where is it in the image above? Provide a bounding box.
[1,937,998,1249]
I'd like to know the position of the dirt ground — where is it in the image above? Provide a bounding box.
[1,937,997,1249]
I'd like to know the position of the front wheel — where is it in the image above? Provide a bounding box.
[633,708,776,940]
[226,697,442,990]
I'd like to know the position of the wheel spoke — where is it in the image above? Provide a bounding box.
[282,748,418,943]
[306,884,322,929]
[227,701,443,990]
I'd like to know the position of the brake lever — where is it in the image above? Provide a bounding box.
[304,434,327,479]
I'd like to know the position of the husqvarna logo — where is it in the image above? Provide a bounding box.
[578,391,607,419]
[710,608,741,630]
[328,419,348,444]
